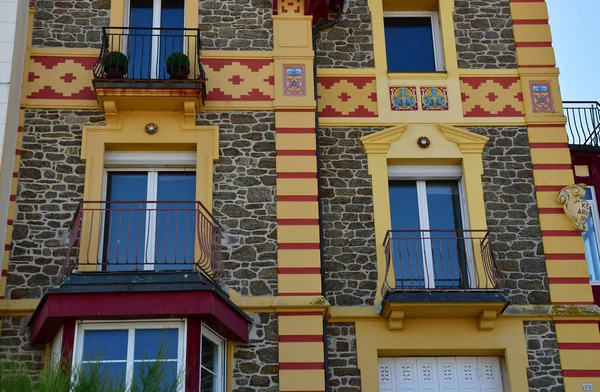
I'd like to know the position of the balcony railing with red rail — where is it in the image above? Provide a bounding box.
[382,230,504,297]
[61,200,227,283]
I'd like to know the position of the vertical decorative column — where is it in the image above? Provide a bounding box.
[273,1,326,391]
[511,0,600,390]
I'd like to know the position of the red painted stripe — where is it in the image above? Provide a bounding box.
[278,195,318,202]
[17,126,22,133]
[545,253,587,260]
[279,292,323,297]
[279,268,321,274]
[279,335,323,343]
[563,370,600,377]
[277,109,315,113]
[533,164,572,170]
[528,124,565,128]
[279,243,320,250]
[15,149,20,155]
[9,195,15,202]
[513,19,549,25]
[277,128,315,134]
[548,278,590,284]
[280,362,324,370]
[1,270,6,277]
[555,320,599,325]
[12,172,17,178]
[516,41,552,48]
[536,185,565,192]
[529,142,569,148]
[277,150,316,156]
[538,208,564,214]
[279,312,324,316]
[278,219,319,225]
[553,302,595,305]
[543,230,581,237]
[4,244,9,251]
[6,220,13,226]
[277,172,316,179]
[559,343,600,350]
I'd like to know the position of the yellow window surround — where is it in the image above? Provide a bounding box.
[360,123,489,304]
[110,0,199,29]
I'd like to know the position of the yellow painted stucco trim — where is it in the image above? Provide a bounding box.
[360,123,488,303]
[110,0,199,30]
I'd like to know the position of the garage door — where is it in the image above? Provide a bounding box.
[378,357,505,392]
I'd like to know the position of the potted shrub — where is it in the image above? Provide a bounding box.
[102,51,128,79]
[166,52,191,80]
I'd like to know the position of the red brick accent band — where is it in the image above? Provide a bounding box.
[278,219,320,225]
[513,19,549,24]
[532,164,572,170]
[529,142,569,148]
[538,208,564,214]
[280,362,324,370]
[562,370,600,377]
[277,150,317,156]
[516,41,552,47]
[542,230,582,237]
[536,185,565,192]
[279,335,323,342]
[559,343,600,350]
[278,243,320,250]
[278,196,319,202]
[548,278,590,284]
[279,268,321,274]
[276,128,315,134]
[545,253,587,260]
[277,173,317,179]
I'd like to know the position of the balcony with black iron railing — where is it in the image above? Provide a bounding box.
[379,230,508,329]
[564,101,600,148]
[59,200,227,283]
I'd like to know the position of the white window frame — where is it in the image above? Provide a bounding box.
[200,325,226,392]
[72,320,187,392]
[383,11,445,72]
[584,185,600,284]
[99,152,196,271]
[388,166,474,288]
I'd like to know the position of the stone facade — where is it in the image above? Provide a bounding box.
[199,0,273,50]
[315,0,374,69]
[198,112,278,296]
[32,0,110,48]
[232,313,278,392]
[470,127,550,305]
[453,0,518,69]
[319,127,381,307]
[524,321,564,392]
[0,316,45,375]
[8,110,104,300]
[327,323,361,392]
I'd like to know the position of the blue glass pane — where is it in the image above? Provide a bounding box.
[134,329,178,360]
[133,361,178,389]
[104,173,148,271]
[129,0,153,79]
[388,181,424,288]
[426,181,466,288]
[80,362,126,389]
[155,172,196,270]
[159,0,185,79]
[583,188,600,281]
[82,330,128,361]
[384,17,437,72]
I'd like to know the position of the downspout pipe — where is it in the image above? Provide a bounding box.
[312,5,343,392]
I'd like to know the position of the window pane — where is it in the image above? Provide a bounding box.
[159,0,185,79]
[104,172,148,271]
[201,368,217,392]
[583,188,600,282]
[82,330,128,361]
[384,17,437,72]
[129,0,154,79]
[426,181,467,288]
[201,336,219,373]
[388,181,424,288]
[134,329,179,360]
[155,172,196,270]
[133,361,178,390]
[80,362,126,390]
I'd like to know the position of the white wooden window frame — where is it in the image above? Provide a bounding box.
[388,166,474,288]
[200,325,226,392]
[72,320,187,392]
[99,152,196,271]
[383,11,445,72]
[584,185,600,284]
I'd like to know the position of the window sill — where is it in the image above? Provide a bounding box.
[388,71,448,81]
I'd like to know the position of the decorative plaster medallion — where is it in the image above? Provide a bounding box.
[417,136,430,148]
[530,81,554,113]
[558,184,591,231]
[145,123,158,135]
[284,65,305,96]
[390,87,418,111]
[421,87,449,111]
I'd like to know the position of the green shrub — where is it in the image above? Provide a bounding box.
[102,52,128,70]
[166,52,190,70]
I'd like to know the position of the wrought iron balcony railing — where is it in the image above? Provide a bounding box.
[382,230,504,297]
[61,201,226,282]
[564,101,600,147]
[93,27,205,83]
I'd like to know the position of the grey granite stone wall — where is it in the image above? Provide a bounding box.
[469,127,549,305]
[524,321,564,392]
[198,112,277,296]
[8,110,103,300]
[232,313,278,392]
[32,0,110,48]
[315,0,374,68]
[0,316,45,375]
[454,0,518,68]
[199,0,273,50]
[319,127,381,306]
[327,322,361,392]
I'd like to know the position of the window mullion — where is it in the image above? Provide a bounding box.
[126,328,136,392]
[145,172,158,270]
[416,181,435,288]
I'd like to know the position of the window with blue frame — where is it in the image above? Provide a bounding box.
[384,12,444,73]
[583,186,600,283]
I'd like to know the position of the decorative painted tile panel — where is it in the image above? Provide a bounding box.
[530,81,554,113]
[284,65,305,96]
[317,76,378,117]
[203,58,274,102]
[421,87,449,111]
[460,77,525,117]
[390,86,418,111]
